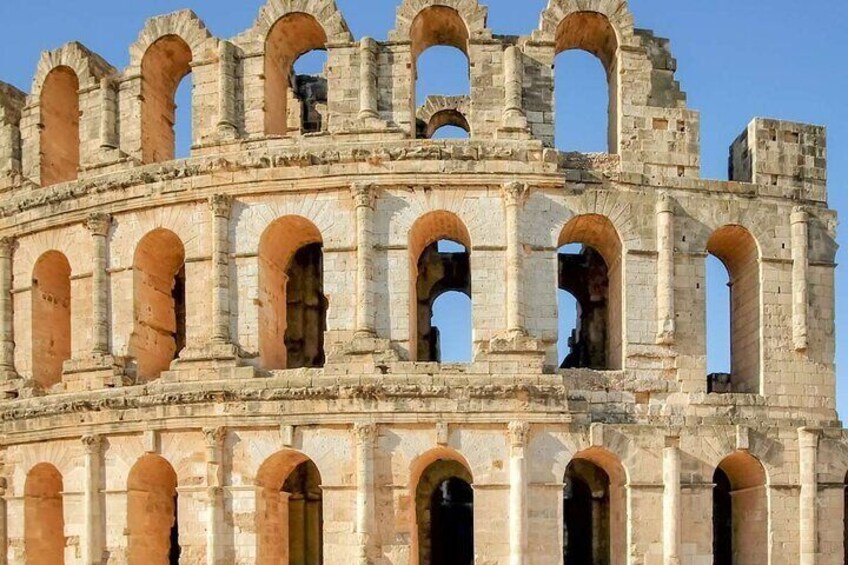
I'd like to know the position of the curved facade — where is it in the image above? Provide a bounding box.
[0,1,842,564]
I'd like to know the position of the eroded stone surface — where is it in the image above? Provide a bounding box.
[0,1,841,564]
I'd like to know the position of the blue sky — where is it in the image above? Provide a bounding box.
[0,1,845,415]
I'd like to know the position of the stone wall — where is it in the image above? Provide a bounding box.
[0,0,841,564]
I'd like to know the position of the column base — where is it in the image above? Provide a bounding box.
[481,331,546,370]
[175,341,243,365]
[61,355,133,392]
[162,342,256,382]
[0,376,45,399]
[327,333,400,366]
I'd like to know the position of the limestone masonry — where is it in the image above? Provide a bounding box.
[0,1,841,564]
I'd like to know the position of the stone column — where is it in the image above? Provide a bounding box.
[354,423,377,565]
[82,435,103,565]
[0,237,15,381]
[209,194,233,346]
[792,207,809,351]
[204,427,226,565]
[85,213,112,357]
[359,38,379,121]
[98,78,118,150]
[502,45,526,127]
[799,427,819,565]
[508,421,530,565]
[656,193,675,344]
[217,41,238,137]
[502,182,528,335]
[351,183,377,338]
[663,437,681,565]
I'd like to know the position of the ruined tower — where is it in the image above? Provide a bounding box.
[0,1,842,564]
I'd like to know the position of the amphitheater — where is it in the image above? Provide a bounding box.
[0,0,842,563]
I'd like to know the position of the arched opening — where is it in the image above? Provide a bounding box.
[258,216,327,370]
[173,74,192,158]
[706,226,761,394]
[414,458,474,565]
[558,215,623,370]
[130,229,186,381]
[712,451,767,565]
[141,35,193,164]
[418,109,470,140]
[563,449,626,565]
[24,463,65,565]
[127,455,180,565]
[554,12,619,153]
[264,13,329,136]
[431,286,472,363]
[557,287,579,366]
[705,254,732,392]
[40,66,79,186]
[256,451,324,565]
[31,251,71,388]
[563,460,610,564]
[431,124,470,140]
[410,7,470,139]
[409,213,472,362]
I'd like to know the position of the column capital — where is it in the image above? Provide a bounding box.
[85,213,112,237]
[792,205,810,224]
[351,182,377,209]
[657,191,675,214]
[209,194,234,218]
[508,421,531,447]
[502,181,529,207]
[203,426,226,448]
[353,423,378,445]
[0,236,16,258]
[798,427,821,448]
[81,434,102,454]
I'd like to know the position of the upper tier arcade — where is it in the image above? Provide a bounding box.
[0,0,703,190]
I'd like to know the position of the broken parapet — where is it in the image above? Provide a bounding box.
[730,118,826,202]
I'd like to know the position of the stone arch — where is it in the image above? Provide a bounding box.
[30,42,113,186]
[24,463,65,565]
[139,35,193,164]
[534,1,637,153]
[408,210,472,361]
[127,454,180,565]
[706,225,762,394]
[31,42,114,100]
[127,11,214,164]
[255,449,324,565]
[553,12,619,152]
[558,214,624,370]
[31,250,71,389]
[263,12,329,136]
[250,0,353,44]
[563,447,627,565]
[391,0,490,48]
[127,10,214,74]
[416,95,471,138]
[38,67,79,186]
[258,215,326,370]
[712,450,768,565]
[410,447,475,565]
[537,1,635,49]
[130,228,186,382]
